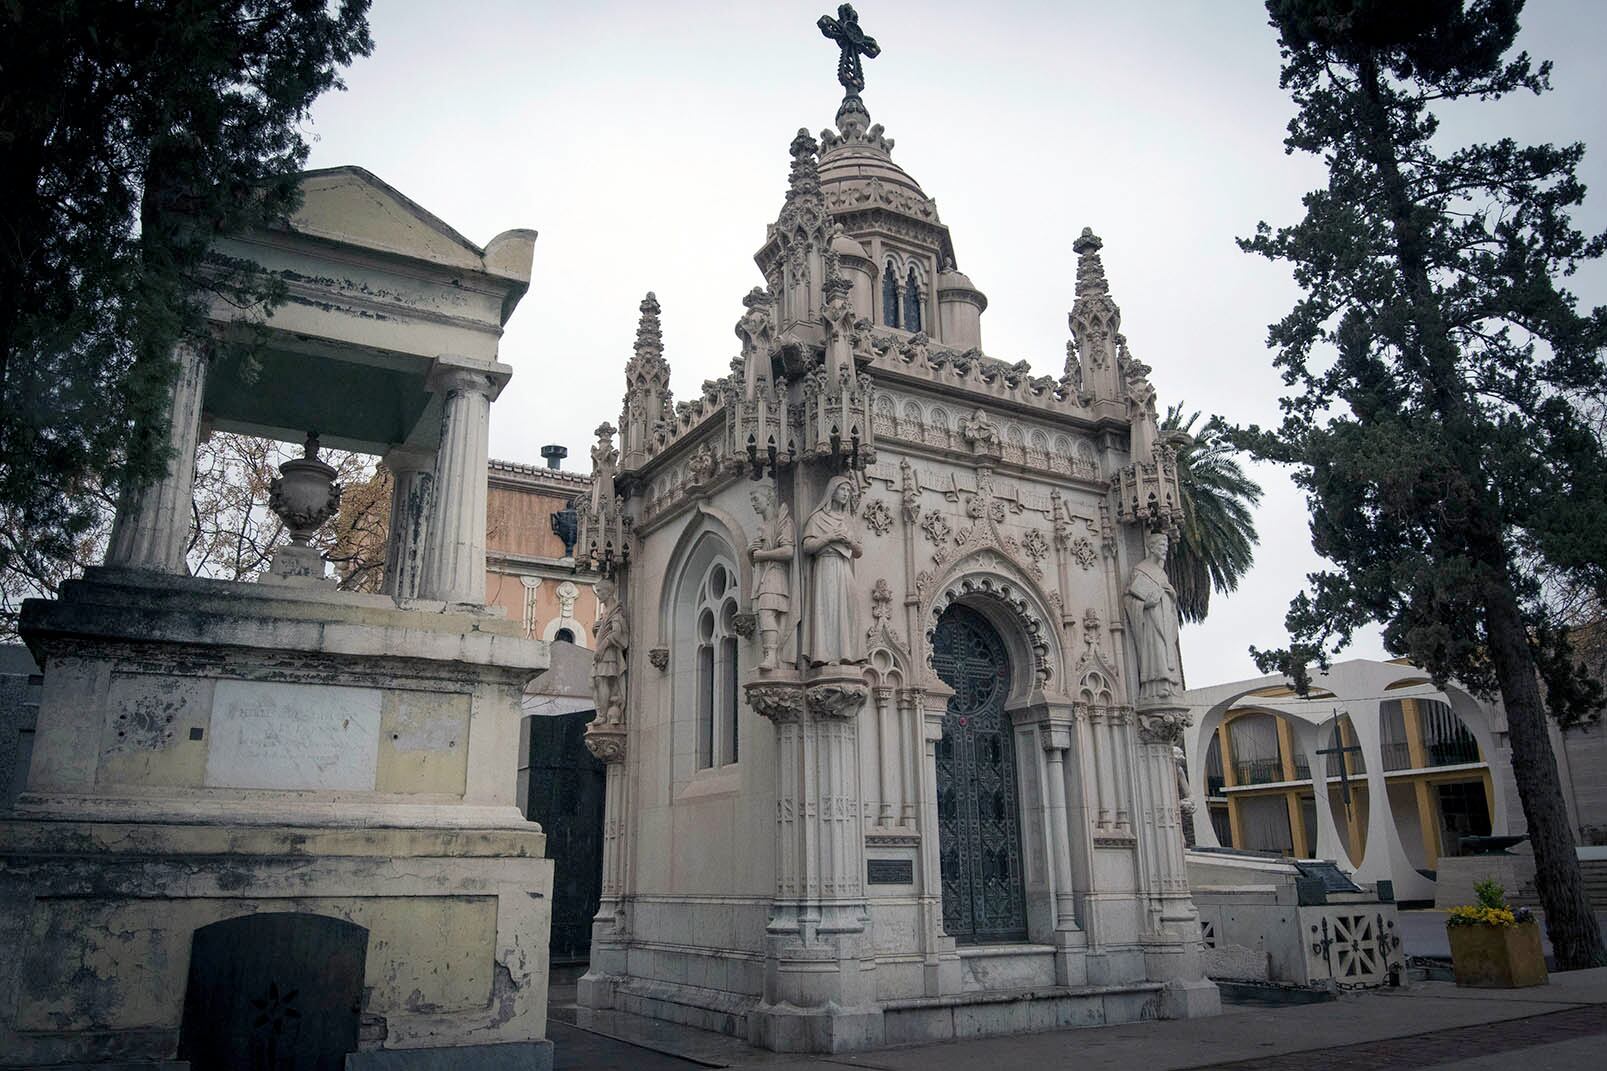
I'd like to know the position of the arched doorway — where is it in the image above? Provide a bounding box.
[177,912,367,1071]
[932,604,1028,943]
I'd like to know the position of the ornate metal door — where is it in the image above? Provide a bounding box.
[933,605,1029,943]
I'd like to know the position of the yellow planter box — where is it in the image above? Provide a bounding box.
[1447,920,1548,988]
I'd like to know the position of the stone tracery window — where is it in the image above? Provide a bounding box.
[882,260,901,328]
[691,560,742,769]
[903,265,923,333]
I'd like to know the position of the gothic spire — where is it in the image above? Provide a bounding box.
[620,291,672,470]
[1072,228,1113,303]
[1069,228,1124,403]
[633,291,665,367]
[786,128,822,203]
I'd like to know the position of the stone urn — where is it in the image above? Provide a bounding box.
[270,434,342,544]
[262,433,342,585]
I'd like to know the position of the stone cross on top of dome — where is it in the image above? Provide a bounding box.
[818,4,880,98]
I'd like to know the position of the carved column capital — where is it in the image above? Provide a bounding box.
[746,679,806,723]
[584,727,628,764]
[805,681,868,720]
[1136,705,1190,746]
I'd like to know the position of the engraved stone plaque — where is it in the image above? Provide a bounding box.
[867,858,914,885]
[205,680,382,791]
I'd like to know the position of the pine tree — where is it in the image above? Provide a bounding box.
[0,1,373,622]
[1241,0,1606,968]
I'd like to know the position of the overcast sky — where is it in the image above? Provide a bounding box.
[302,1,1607,684]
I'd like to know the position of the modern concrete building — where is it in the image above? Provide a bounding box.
[1183,659,1521,904]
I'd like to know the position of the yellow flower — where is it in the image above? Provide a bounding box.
[1447,904,1518,927]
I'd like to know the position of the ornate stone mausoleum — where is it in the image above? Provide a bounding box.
[572,7,1218,1052]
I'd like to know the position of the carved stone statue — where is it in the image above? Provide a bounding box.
[1173,745,1196,817]
[591,423,619,516]
[590,578,629,723]
[736,287,775,399]
[1126,363,1160,463]
[1124,529,1183,704]
[960,407,1001,449]
[801,474,864,666]
[749,487,796,672]
[821,282,857,384]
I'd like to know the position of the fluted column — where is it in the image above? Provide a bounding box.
[105,343,209,572]
[380,446,434,599]
[419,361,503,604]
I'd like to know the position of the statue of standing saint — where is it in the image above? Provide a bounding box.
[801,475,864,666]
[590,578,629,723]
[1123,529,1183,703]
[749,487,795,672]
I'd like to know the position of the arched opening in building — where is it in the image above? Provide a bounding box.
[931,604,1028,943]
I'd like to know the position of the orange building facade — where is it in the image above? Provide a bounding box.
[484,458,599,646]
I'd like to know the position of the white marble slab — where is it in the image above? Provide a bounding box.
[205,679,381,791]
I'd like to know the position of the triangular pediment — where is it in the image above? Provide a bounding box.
[288,166,491,274]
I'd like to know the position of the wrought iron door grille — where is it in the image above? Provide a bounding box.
[932,606,1028,944]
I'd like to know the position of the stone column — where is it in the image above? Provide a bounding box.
[1042,725,1081,931]
[747,671,883,1051]
[874,685,897,825]
[1091,708,1115,829]
[914,684,961,996]
[418,360,504,604]
[577,724,629,1009]
[1042,716,1090,987]
[380,446,434,599]
[1135,707,1206,968]
[1111,708,1134,830]
[898,689,920,828]
[105,343,209,572]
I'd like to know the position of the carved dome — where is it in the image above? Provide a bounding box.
[829,226,870,261]
[938,262,977,291]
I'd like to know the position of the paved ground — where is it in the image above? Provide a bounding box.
[548,965,1607,1070]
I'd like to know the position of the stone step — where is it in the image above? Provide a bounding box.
[1511,858,1607,909]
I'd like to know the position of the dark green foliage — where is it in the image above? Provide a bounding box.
[1241,0,1605,968]
[1161,404,1263,624]
[0,0,373,617]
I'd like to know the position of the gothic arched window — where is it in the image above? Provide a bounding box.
[882,262,901,328]
[903,265,923,333]
[692,560,742,769]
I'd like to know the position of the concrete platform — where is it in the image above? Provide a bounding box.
[550,966,1607,1070]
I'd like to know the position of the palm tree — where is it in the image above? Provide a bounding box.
[1162,404,1263,623]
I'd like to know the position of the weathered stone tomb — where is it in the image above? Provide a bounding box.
[0,168,555,1070]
